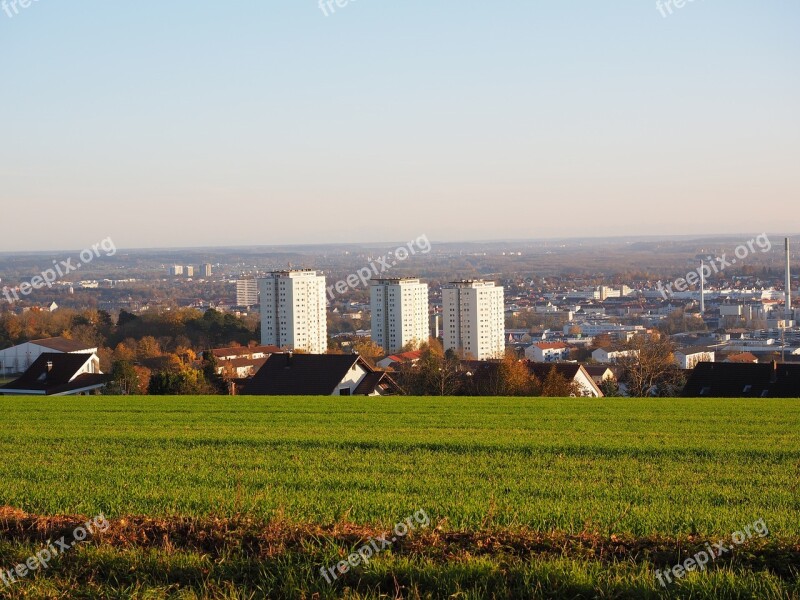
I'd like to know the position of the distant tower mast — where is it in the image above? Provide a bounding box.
[786,238,792,320]
[700,259,705,315]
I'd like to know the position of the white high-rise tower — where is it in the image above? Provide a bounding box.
[442,280,505,360]
[370,278,429,355]
[260,270,328,353]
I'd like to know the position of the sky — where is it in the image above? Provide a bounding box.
[1,0,798,252]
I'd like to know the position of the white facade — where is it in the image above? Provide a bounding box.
[675,349,716,369]
[572,367,604,397]
[525,342,571,363]
[591,348,639,363]
[370,278,429,354]
[260,270,328,353]
[442,280,505,360]
[236,279,259,307]
[565,322,645,337]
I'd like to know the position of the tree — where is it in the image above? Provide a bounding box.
[137,336,161,360]
[147,369,212,395]
[110,360,139,395]
[202,351,228,394]
[113,341,137,362]
[538,366,581,397]
[402,339,462,396]
[591,333,614,351]
[351,338,384,367]
[117,310,139,328]
[599,378,623,397]
[658,309,707,335]
[496,350,536,396]
[618,333,684,397]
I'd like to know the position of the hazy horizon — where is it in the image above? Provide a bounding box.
[2,1,798,252]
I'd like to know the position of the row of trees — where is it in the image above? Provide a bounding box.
[392,333,686,398]
[393,341,583,397]
[0,307,259,394]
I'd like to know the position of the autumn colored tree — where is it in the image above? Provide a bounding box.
[538,366,581,397]
[351,338,384,367]
[495,350,536,396]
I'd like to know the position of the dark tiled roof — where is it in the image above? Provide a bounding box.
[352,371,401,395]
[724,352,759,363]
[242,353,367,395]
[527,363,583,380]
[583,365,614,377]
[682,362,800,398]
[1,353,105,395]
[31,337,95,353]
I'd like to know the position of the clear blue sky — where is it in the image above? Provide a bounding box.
[1,0,798,251]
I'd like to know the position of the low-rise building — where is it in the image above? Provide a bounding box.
[0,337,98,378]
[0,352,105,396]
[242,353,400,396]
[591,347,639,363]
[674,347,716,370]
[524,341,571,363]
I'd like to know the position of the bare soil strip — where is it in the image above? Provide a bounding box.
[1,507,797,576]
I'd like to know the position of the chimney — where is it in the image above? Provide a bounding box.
[285,351,293,368]
[786,238,792,320]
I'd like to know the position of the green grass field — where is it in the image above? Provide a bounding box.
[0,396,798,599]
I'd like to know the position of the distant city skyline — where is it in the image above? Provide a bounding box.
[2,1,798,252]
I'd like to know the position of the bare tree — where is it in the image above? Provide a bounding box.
[618,333,684,397]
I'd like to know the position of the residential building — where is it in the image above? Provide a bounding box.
[169,265,184,276]
[442,280,505,360]
[0,337,98,378]
[259,270,328,353]
[236,278,259,307]
[376,350,422,370]
[185,266,194,277]
[525,341,571,363]
[0,352,105,396]
[208,345,282,378]
[674,347,716,370]
[565,322,645,337]
[583,365,616,386]
[591,347,639,363]
[202,263,213,277]
[370,278,429,355]
[723,352,760,364]
[241,353,400,396]
[526,363,604,397]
